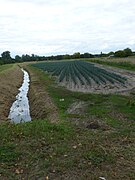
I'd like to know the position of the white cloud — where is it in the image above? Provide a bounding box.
[0,0,135,56]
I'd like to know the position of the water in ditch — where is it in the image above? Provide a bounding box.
[8,69,31,123]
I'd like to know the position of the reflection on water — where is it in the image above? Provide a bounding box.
[8,69,31,123]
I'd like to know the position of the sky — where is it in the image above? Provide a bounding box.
[0,0,135,57]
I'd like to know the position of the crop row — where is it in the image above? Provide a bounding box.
[32,60,127,86]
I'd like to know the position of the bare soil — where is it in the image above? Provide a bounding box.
[59,64,135,95]
[0,65,23,122]
[67,101,110,131]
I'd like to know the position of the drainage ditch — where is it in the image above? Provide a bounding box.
[8,69,31,123]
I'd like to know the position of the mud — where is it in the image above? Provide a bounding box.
[0,65,23,122]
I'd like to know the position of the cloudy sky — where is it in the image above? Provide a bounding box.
[0,0,135,57]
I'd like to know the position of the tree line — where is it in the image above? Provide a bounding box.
[0,48,134,65]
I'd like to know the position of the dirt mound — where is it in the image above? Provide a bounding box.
[0,65,23,122]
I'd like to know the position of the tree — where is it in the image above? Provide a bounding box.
[108,51,114,56]
[73,52,80,59]
[31,54,39,61]
[0,57,4,65]
[15,55,22,62]
[114,48,132,58]
[21,54,31,62]
[123,48,132,57]
[114,50,126,57]
[1,51,11,60]
[1,51,12,63]
[83,53,93,58]
[63,54,71,59]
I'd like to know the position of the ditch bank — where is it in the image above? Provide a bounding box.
[0,65,23,122]
[25,66,59,123]
[0,64,59,123]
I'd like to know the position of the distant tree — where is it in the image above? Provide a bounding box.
[84,53,93,58]
[63,54,71,59]
[1,51,12,63]
[80,54,84,58]
[80,53,94,58]
[31,54,39,61]
[1,51,11,60]
[107,51,114,58]
[114,50,126,57]
[21,54,31,61]
[123,48,132,57]
[114,48,132,58]
[73,52,80,59]
[108,51,114,56]
[132,51,135,56]
[55,55,63,60]
[15,55,22,62]
[0,57,4,65]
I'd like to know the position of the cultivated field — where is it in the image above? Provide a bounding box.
[32,60,135,94]
[0,59,135,179]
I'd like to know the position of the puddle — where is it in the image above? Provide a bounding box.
[8,69,31,123]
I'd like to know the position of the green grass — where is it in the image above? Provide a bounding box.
[0,64,135,179]
[28,65,135,126]
[0,64,13,73]
[2,119,134,179]
[0,144,21,163]
[0,120,75,178]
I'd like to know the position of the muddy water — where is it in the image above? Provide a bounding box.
[8,69,31,123]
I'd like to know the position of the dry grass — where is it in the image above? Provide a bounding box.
[25,66,59,123]
[0,65,23,122]
[99,57,135,64]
